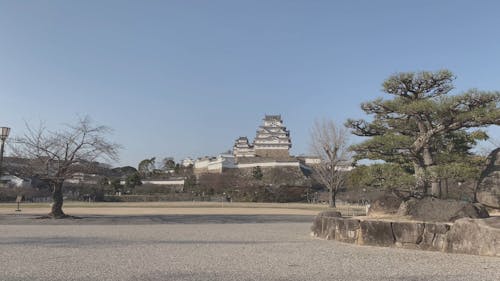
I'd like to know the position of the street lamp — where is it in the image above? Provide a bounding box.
[0,126,11,176]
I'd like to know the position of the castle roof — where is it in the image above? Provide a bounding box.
[264,115,282,121]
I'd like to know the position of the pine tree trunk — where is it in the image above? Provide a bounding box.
[414,163,427,195]
[422,146,441,197]
[472,181,479,203]
[50,181,66,218]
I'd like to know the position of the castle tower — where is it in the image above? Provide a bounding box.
[233,136,255,158]
[253,115,291,158]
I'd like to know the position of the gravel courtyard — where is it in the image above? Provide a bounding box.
[0,214,499,281]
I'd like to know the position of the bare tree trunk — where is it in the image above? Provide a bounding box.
[329,187,336,208]
[50,180,66,218]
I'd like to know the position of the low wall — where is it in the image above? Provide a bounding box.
[311,213,500,257]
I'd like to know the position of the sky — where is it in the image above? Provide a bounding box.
[1,0,499,167]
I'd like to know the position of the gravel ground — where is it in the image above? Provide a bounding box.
[0,215,499,281]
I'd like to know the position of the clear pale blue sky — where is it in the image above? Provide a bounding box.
[1,0,499,167]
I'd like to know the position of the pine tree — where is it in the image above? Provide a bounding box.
[346,70,499,197]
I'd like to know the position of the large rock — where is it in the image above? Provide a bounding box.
[392,222,424,247]
[476,148,500,209]
[367,193,403,216]
[311,211,342,238]
[334,218,361,243]
[359,220,394,246]
[420,223,451,251]
[397,197,489,222]
[445,217,500,257]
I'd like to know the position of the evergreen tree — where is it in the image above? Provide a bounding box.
[252,166,263,180]
[138,157,156,178]
[346,70,499,197]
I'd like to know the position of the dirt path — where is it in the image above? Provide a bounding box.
[0,206,320,216]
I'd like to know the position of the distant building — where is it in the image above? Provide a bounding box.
[181,158,195,167]
[66,172,100,185]
[253,115,291,159]
[194,154,236,174]
[296,155,322,165]
[233,137,255,158]
[0,175,31,188]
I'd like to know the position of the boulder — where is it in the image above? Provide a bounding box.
[359,220,394,246]
[477,192,500,209]
[420,223,451,251]
[476,148,500,209]
[311,211,342,237]
[367,193,403,216]
[397,197,489,222]
[445,217,500,257]
[392,222,424,247]
[334,218,361,243]
[324,218,338,240]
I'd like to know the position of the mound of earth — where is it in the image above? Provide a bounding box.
[397,197,489,222]
[367,193,403,216]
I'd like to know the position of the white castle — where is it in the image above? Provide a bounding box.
[192,114,315,174]
[233,115,291,159]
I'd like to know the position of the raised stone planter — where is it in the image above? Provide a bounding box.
[311,212,500,257]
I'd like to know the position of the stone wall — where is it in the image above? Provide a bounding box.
[237,165,310,187]
[254,149,289,159]
[196,165,312,202]
[235,156,296,164]
[311,212,500,257]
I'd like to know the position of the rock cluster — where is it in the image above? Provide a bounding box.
[366,193,402,216]
[396,197,489,222]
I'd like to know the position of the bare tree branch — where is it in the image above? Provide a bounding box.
[310,119,352,208]
[10,116,121,218]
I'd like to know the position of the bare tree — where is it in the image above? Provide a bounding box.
[12,117,120,218]
[310,119,351,208]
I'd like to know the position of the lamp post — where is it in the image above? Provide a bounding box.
[0,126,11,177]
